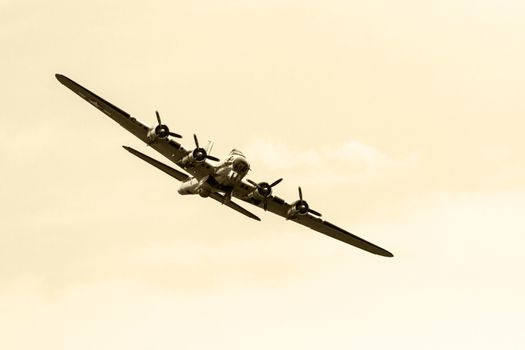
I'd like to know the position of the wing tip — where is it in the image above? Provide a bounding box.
[323,221,394,257]
[122,145,137,155]
[55,73,67,84]
[380,250,394,258]
[122,145,142,157]
[368,246,394,258]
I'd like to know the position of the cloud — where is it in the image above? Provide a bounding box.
[244,139,418,186]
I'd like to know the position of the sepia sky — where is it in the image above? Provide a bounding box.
[1,0,525,348]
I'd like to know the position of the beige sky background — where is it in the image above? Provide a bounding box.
[2,0,525,348]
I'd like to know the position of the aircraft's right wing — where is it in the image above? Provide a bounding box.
[56,74,154,145]
[55,74,216,180]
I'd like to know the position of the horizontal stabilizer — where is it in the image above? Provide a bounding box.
[123,146,260,221]
[123,146,189,181]
[209,193,261,221]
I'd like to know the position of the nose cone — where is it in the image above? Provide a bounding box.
[232,158,250,174]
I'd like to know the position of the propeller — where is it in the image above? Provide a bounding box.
[192,134,220,162]
[154,111,182,138]
[295,186,322,216]
[246,178,283,210]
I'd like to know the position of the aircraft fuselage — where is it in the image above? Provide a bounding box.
[177,149,250,197]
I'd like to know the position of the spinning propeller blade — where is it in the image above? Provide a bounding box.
[297,186,322,217]
[193,134,199,148]
[154,110,182,138]
[192,133,219,161]
[247,178,283,211]
[270,178,283,187]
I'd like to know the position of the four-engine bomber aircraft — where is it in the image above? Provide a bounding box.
[56,74,393,257]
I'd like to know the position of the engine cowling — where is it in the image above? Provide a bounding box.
[147,111,181,142]
[286,187,322,218]
[147,125,169,141]
[180,134,219,166]
[247,182,272,201]
[287,200,310,218]
[246,178,283,211]
[247,178,282,200]
[180,147,208,166]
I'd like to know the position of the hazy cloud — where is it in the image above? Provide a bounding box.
[244,139,418,186]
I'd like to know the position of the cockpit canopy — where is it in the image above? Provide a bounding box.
[229,149,245,157]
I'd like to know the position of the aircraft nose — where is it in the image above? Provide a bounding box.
[233,158,249,173]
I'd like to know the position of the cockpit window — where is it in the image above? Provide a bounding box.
[230,149,245,157]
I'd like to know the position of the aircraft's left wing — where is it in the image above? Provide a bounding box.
[270,200,392,256]
[289,215,394,257]
[232,184,394,257]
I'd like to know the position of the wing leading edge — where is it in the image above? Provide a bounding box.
[55,74,193,169]
[55,74,150,143]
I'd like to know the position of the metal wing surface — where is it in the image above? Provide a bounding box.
[55,74,215,178]
[56,74,152,144]
[231,183,394,257]
[290,215,394,257]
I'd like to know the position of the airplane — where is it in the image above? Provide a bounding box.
[55,74,394,257]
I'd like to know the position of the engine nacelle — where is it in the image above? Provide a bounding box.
[146,111,182,142]
[178,177,212,197]
[147,124,170,142]
[286,200,310,218]
[246,179,282,210]
[248,188,266,201]
[146,128,159,142]
[247,183,272,201]
[180,148,208,166]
